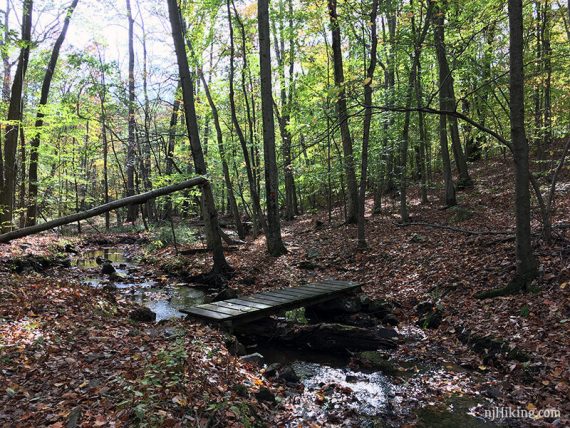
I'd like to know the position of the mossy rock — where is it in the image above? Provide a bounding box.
[352,351,400,375]
[416,395,503,427]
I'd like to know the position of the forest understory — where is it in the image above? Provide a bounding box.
[1,155,569,427]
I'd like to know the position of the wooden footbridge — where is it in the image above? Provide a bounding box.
[182,279,361,328]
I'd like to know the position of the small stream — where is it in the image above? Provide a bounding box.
[256,341,394,426]
[73,248,501,427]
[74,248,205,321]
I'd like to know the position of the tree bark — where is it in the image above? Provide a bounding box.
[357,0,379,248]
[258,0,287,256]
[433,2,472,189]
[199,70,246,240]
[125,0,138,221]
[328,0,359,224]
[0,0,32,232]
[167,0,231,273]
[26,0,79,227]
[398,0,433,223]
[508,0,538,286]
[227,0,265,237]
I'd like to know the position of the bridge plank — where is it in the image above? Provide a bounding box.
[183,280,361,326]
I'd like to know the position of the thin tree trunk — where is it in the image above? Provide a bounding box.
[125,0,137,222]
[328,0,358,224]
[433,1,472,189]
[508,0,537,286]
[258,0,287,256]
[227,0,265,237]
[357,0,379,248]
[398,0,432,223]
[199,70,246,240]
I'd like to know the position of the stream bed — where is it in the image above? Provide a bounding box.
[73,247,205,321]
[73,247,501,427]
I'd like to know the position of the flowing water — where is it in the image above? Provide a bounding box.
[73,248,501,426]
[75,248,205,321]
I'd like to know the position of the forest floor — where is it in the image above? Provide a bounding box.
[1,155,569,427]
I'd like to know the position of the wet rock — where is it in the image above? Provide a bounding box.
[365,300,394,319]
[278,365,300,383]
[456,326,530,363]
[101,262,116,275]
[223,335,247,356]
[102,283,118,292]
[254,387,275,403]
[211,287,238,302]
[352,351,399,375]
[333,312,379,327]
[11,254,71,273]
[263,363,281,378]
[240,353,264,366]
[417,309,443,329]
[415,301,434,315]
[345,374,368,383]
[382,313,399,327]
[129,307,156,322]
[307,296,362,318]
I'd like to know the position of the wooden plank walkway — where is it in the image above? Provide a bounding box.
[182,279,361,327]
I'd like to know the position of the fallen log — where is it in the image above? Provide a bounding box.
[0,176,209,243]
[236,318,398,351]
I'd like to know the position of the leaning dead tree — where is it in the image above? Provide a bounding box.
[0,176,208,243]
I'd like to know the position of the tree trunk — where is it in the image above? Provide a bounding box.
[227,0,265,237]
[125,0,137,222]
[199,70,246,240]
[26,0,79,227]
[398,0,432,223]
[258,0,287,256]
[357,0,379,248]
[433,2,472,189]
[0,0,32,232]
[328,0,358,224]
[167,0,232,273]
[508,0,537,286]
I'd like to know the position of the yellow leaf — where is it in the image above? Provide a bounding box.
[172,395,187,406]
[363,77,372,86]
[561,282,568,289]
[527,403,537,411]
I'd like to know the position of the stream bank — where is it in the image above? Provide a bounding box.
[4,241,524,426]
